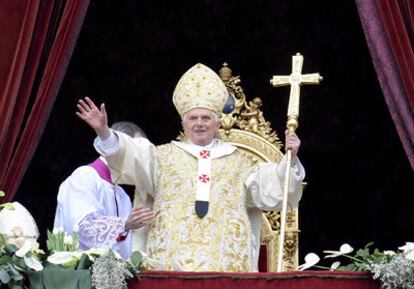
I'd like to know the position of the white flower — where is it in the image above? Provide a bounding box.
[383,250,396,256]
[24,256,43,271]
[63,235,73,245]
[112,250,122,260]
[139,251,148,258]
[34,248,45,254]
[324,243,353,258]
[52,227,64,234]
[47,251,74,264]
[11,226,23,237]
[83,248,108,261]
[72,251,83,259]
[405,250,414,261]
[72,224,79,233]
[6,237,26,248]
[85,248,108,256]
[330,261,341,270]
[15,240,33,257]
[398,242,414,254]
[298,253,320,271]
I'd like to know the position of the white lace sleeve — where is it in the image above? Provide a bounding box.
[245,155,305,211]
[77,212,127,249]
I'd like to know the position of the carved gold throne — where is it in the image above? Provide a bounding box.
[217,63,300,272]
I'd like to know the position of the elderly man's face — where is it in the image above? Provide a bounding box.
[182,108,220,146]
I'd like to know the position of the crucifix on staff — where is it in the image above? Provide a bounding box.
[270,53,323,272]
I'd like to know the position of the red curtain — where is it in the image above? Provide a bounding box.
[355,0,414,170]
[0,0,90,202]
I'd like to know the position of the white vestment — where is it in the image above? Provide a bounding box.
[53,157,132,259]
[95,131,305,271]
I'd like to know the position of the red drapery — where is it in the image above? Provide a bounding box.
[355,0,414,170]
[0,0,90,202]
[129,270,380,289]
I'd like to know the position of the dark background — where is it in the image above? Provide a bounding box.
[15,0,414,262]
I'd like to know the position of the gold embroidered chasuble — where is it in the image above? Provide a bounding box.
[97,132,305,272]
[148,143,256,272]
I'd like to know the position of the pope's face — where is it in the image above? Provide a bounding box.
[182,108,220,146]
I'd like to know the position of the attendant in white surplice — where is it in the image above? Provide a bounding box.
[76,63,305,272]
[54,122,155,259]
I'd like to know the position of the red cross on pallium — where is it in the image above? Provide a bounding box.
[199,150,210,159]
[198,174,210,183]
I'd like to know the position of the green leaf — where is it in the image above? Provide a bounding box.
[356,248,370,258]
[11,272,23,281]
[0,255,11,265]
[76,254,90,270]
[27,269,45,289]
[107,249,116,259]
[4,244,17,255]
[124,269,134,279]
[46,230,54,252]
[0,234,7,247]
[0,268,11,283]
[130,251,143,267]
[364,242,374,249]
[43,265,77,289]
[8,263,20,275]
[42,264,91,289]
[338,263,357,271]
[58,231,65,252]
[11,256,26,270]
[0,203,15,210]
[371,249,378,255]
[74,269,91,289]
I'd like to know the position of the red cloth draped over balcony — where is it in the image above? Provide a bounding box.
[128,270,380,289]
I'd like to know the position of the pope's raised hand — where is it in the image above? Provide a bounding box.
[76,97,111,139]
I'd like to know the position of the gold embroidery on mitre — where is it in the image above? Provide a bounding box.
[173,63,228,118]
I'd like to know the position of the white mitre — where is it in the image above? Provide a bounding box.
[0,202,39,248]
[172,63,228,118]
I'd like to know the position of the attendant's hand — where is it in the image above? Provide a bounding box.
[125,207,156,230]
[76,96,111,140]
[285,130,301,159]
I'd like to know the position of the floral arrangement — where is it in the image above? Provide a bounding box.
[0,227,146,289]
[0,194,146,289]
[299,242,414,289]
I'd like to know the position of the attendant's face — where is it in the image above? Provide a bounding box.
[182,108,220,146]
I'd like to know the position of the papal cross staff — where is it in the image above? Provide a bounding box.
[270,53,323,272]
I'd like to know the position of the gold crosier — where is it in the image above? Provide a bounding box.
[270,53,323,272]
